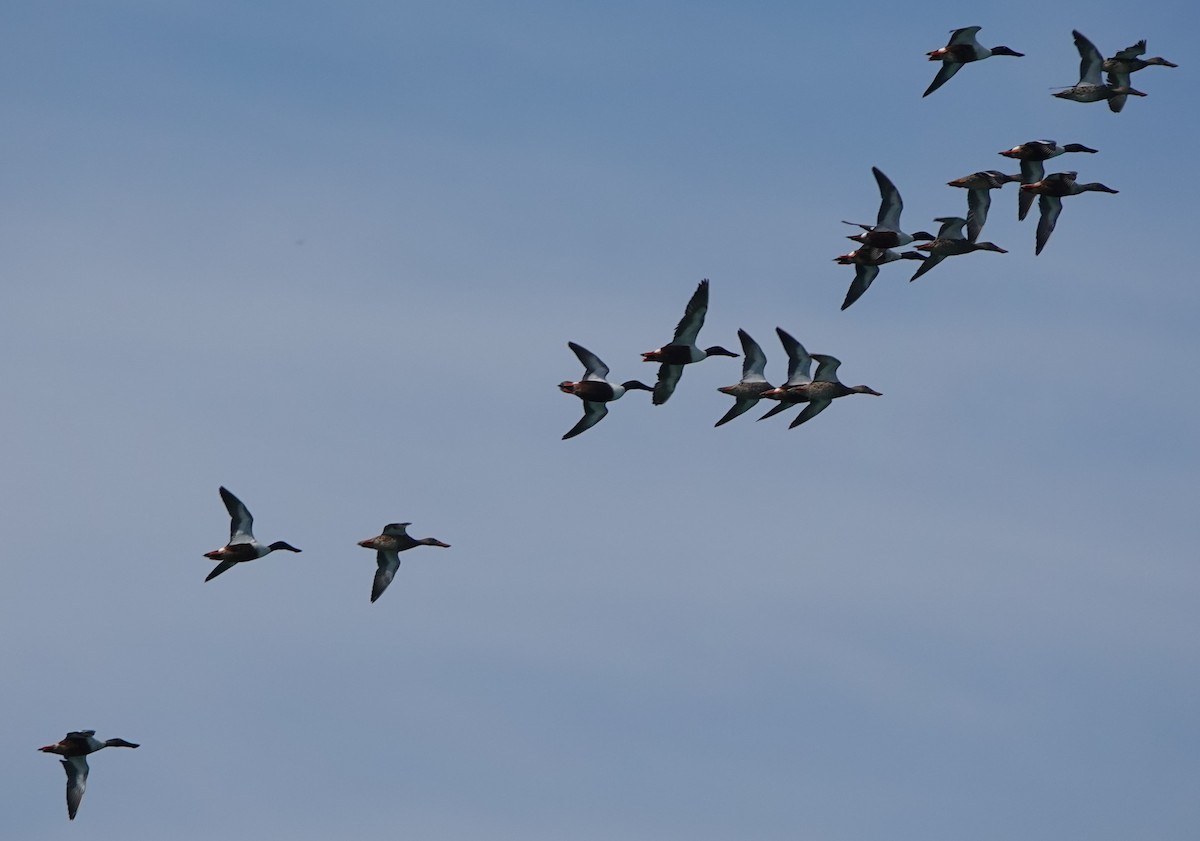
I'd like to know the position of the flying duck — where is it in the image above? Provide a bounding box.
[1020,171,1119,255]
[842,167,934,250]
[757,328,816,422]
[358,522,450,603]
[998,140,1099,220]
[923,26,1024,97]
[835,246,926,310]
[559,342,653,439]
[714,329,774,427]
[762,354,882,429]
[642,279,738,405]
[39,731,139,820]
[946,170,1021,242]
[909,217,1007,281]
[1103,39,1177,113]
[203,486,300,582]
[1053,30,1147,107]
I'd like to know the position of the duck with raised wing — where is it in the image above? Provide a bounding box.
[358,522,450,603]
[1053,30,1147,107]
[39,731,139,820]
[714,329,774,427]
[1104,38,1177,113]
[559,342,653,439]
[1020,171,1119,255]
[946,170,1021,241]
[203,486,300,582]
[763,354,881,429]
[642,279,738,405]
[999,140,1099,220]
[834,247,926,310]
[757,329,817,422]
[843,167,934,250]
[909,217,1007,282]
[923,26,1024,97]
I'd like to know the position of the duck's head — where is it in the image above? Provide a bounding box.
[420,538,451,548]
[1081,182,1119,194]
[973,242,1007,253]
[621,380,654,392]
[1062,143,1098,153]
[704,346,739,358]
[269,541,301,553]
[851,385,883,396]
[989,46,1024,57]
[1146,57,1178,67]
[1111,86,1147,97]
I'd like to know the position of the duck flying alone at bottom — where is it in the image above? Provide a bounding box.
[358,522,451,603]
[203,486,300,582]
[558,341,652,439]
[39,731,139,820]
[641,278,738,405]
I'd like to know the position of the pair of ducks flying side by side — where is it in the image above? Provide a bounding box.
[717,328,881,429]
[1054,31,1175,111]
[204,487,448,603]
[559,279,738,438]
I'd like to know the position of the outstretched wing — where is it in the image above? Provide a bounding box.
[714,397,760,427]
[1035,195,1063,256]
[371,551,400,602]
[671,279,710,345]
[1072,30,1104,86]
[219,486,254,543]
[62,755,89,820]
[1018,159,1044,220]
[842,263,880,310]
[736,329,768,383]
[205,559,239,582]
[909,252,946,282]
[788,399,833,429]
[872,167,903,230]
[562,401,609,439]
[776,328,813,387]
[652,364,685,405]
[923,61,962,97]
[965,187,992,242]
[567,342,609,381]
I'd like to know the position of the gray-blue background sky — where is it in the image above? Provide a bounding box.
[4,2,1197,838]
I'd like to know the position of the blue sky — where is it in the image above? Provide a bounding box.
[3,2,1197,839]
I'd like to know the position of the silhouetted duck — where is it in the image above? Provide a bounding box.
[835,247,926,310]
[642,279,737,405]
[203,487,300,582]
[843,167,934,249]
[559,342,652,439]
[1104,38,1177,112]
[39,731,139,820]
[1054,31,1146,108]
[358,522,450,603]
[999,140,1099,220]
[714,329,773,427]
[910,217,1007,281]
[946,170,1021,241]
[1021,171,1119,255]
[924,26,1024,97]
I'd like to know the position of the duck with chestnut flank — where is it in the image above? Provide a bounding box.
[946,170,1021,241]
[909,217,1007,281]
[757,329,817,422]
[834,247,926,310]
[203,486,300,582]
[358,522,451,603]
[642,279,738,405]
[1104,38,1177,113]
[1020,171,1119,255]
[763,354,881,429]
[39,731,139,820]
[923,26,1024,97]
[714,329,774,427]
[559,342,653,439]
[842,167,934,250]
[999,140,1099,220]
[1053,30,1147,107]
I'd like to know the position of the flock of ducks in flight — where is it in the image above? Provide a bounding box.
[561,26,1176,439]
[39,23,1177,822]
